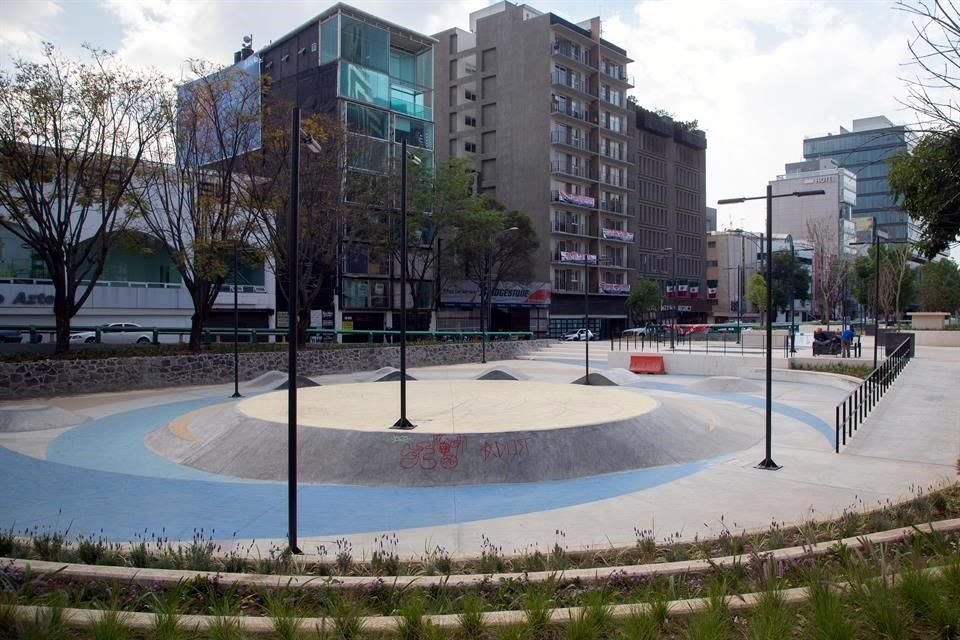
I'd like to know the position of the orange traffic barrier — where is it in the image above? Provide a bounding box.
[628,354,666,375]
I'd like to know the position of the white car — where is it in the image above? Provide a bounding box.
[70,322,153,345]
[560,328,595,341]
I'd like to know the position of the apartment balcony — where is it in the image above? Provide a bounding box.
[550,131,594,153]
[599,227,635,243]
[599,123,631,140]
[598,199,626,214]
[549,161,594,182]
[551,190,596,209]
[600,91,629,111]
[599,173,632,190]
[552,219,590,236]
[597,256,629,269]
[551,71,594,98]
[599,146,631,165]
[553,281,586,294]
[550,42,593,70]
[600,66,634,87]
[599,282,631,295]
[552,250,598,266]
[550,102,596,126]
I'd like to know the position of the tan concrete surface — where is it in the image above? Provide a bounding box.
[236,380,658,433]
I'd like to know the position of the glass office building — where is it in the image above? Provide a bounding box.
[803,116,917,241]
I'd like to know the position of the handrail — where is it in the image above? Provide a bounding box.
[614,326,790,357]
[834,337,913,452]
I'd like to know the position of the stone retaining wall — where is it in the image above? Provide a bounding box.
[0,340,553,400]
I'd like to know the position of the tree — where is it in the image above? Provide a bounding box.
[888,131,960,258]
[626,279,662,325]
[0,44,168,353]
[132,59,261,351]
[243,103,359,346]
[807,219,849,328]
[451,202,538,332]
[897,0,960,131]
[747,274,768,324]
[770,251,810,312]
[853,243,917,323]
[918,257,960,313]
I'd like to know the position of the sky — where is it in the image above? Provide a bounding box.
[2,0,928,236]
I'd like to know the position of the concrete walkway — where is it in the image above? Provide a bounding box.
[0,342,955,560]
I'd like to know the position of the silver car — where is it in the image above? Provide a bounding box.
[70,322,153,344]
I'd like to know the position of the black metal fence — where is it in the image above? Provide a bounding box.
[834,337,913,453]
[613,330,791,358]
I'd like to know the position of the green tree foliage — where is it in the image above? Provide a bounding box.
[0,44,168,352]
[888,131,960,258]
[747,274,768,322]
[918,258,960,313]
[852,244,917,321]
[770,252,810,311]
[625,279,662,324]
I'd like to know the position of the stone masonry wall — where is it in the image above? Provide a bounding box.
[0,340,553,400]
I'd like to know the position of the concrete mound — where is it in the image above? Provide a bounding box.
[475,367,528,381]
[0,405,89,432]
[276,376,321,390]
[148,381,761,487]
[243,370,288,391]
[366,367,417,382]
[571,369,638,386]
[690,376,762,393]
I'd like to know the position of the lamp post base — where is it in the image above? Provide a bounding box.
[391,418,416,430]
[231,391,243,399]
[755,458,782,471]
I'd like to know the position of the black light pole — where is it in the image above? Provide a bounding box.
[584,250,590,384]
[718,187,824,471]
[873,220,881,369]
[392,139,418,430]
[481,247,490,364]
[287,107,302,553]
[670,250,676,351]
[232,242,242,398]
[788,236,797,355]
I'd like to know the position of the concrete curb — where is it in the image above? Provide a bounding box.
[5,518,958,591]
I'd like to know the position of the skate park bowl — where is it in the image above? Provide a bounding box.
[147,380,763,487]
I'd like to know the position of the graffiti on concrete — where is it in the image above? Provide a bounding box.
[480,437,530,462]
[400,434,464,470]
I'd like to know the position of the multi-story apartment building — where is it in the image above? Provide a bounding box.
[632,108,709,324]
[257,3,436,337]
[803,116,917,242]
[433,1,637,338]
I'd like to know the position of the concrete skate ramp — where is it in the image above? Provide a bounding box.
[365,367,417,382]
[276,376,320,390]
[0,405,89,432]
[475,367,528,381]
[571,369,638,386]
[147,381,761,487]
[690,376,762,393]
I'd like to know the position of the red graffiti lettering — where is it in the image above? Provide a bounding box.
[400,435,464,470]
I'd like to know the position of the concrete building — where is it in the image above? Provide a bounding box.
[705,206,717,233]
[258,3,436,338]
[803,116,917,242]
[433,1,707,336]
[632,108,709,324]
[770,158,856,255]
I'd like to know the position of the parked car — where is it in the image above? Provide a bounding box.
[70,322,153,345]
[560,328,595,341]
[621,327,647,337]
[0,329,23,343]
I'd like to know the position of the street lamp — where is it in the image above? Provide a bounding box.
[392,138,421,431]
[481,226,518,364]
[232,242,242,398]
[718,187,824,471]
[285,107,323,553]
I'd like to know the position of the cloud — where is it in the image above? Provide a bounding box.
[0,0,61,56]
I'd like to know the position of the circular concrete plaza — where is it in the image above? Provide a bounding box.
[0,344,953,557]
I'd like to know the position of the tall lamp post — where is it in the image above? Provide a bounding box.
[583,249,593,384]
[286,107,323,554]
[481,226,518,364]
[232,241,242,398]
[392,138,421,430]
[718,187,824,471]
[851,217,889,369]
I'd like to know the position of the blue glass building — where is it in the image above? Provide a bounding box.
[803,116,917,241]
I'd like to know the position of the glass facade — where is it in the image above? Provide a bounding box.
[803,124,914,240]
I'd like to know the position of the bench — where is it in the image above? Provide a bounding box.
[629,354,666,375]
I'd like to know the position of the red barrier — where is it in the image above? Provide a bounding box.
[629,354,666,374]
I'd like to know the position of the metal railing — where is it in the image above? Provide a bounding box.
[614,328,791,357]
[834,337,913,453]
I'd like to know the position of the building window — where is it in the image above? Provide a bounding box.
[464,115,477,127]
[464,141,476,153]
[464,89,477,102]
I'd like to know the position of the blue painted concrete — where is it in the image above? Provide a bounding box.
[0,443,711,541]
